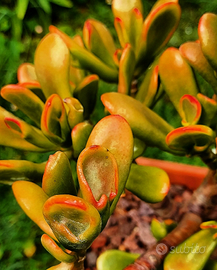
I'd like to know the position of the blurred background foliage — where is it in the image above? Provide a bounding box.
[1,0,217,269]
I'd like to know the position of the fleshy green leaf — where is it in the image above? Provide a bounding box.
[0,160,45,184]
[101,92,179,154]
[41,234,76,263]
[12,181,56,239]
[41,94,71,147]
[42,151,77,197]
[97,250,140,270]
[198,13,217,71]
[34,33,72,99]
[159,47,199,115]
[1,84,44,127]
[86,115,134,213]
[49,26,118,83]
[126,163,170,203]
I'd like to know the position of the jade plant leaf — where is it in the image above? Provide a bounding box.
[164,221,217,270]
[1,84,44,127]
[197,93,217,127]
[41,94,71,147]
[71,121,93,158]
[198,13,217,71]
[97,250,140,270]
[0,160,45,184]
[43,195,102,252]
[179,41,217,94]
[12,181,56,240]
[166,125,215,155]
[41,234,77,263]
[4,117,57,150]
[133,137,146,159]
[86,115,134,213]
[136,0,181,71]
[0,107,47,152]
[151,218,176,241]
[73,74,99,119]
[34,33,72,99]
[136,59,163,108]
[77,145,118,226]
[179,94,201,126]
[112,0,143,50]
[17,63,40,86]
[101,92,179,154]
[159,47,199,115]
[118,43,136,95]
[49,26,118,83]
[63,97,84,130]
[83,19,117,68]
[126,163,170,203]
[42,151,77,197]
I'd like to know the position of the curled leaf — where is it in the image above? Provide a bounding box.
[166,125,215,154]
[43,195,101,252]
[180,94,201,126]
[41,234,77,263]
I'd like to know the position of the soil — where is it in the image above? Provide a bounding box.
[85,184,193,270]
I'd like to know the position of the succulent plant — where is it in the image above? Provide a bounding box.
[1,0,217,269]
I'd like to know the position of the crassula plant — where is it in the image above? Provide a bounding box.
[1,0,217,269]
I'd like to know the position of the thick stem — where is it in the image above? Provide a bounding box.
[124,169,217,270]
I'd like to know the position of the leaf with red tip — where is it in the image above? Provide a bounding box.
[1,84,44,127]
[136,59,163,107]
[34,33,72,99]
[74,75,99,119]
[200,221,217,230]
[159,47,199,115]
[166,125,215,155]
[41,94,71,147]
[41,234,77,263]
[12,181,56,239]
[77,145,118,210]
[17,63,38,84]
[42,151,77,197]
[4,117,57,150]
[101,92,178,154]
[0,160,45,184]
[112,0,143,49]
[197,93,217,127]
[83,19,117,68]
[86,115,134,213]
[126,163,170,203]
[179,41,217,94]
[180,94,201,126]
[49,26,118,83]
[164,226,217,270]
[43,195,101,251]
[64,97,84,129]
[0,107,46,152]
[118,43,136,95]
[71,121,93,158]
[136,1,181,70]
[198,13,217,71]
